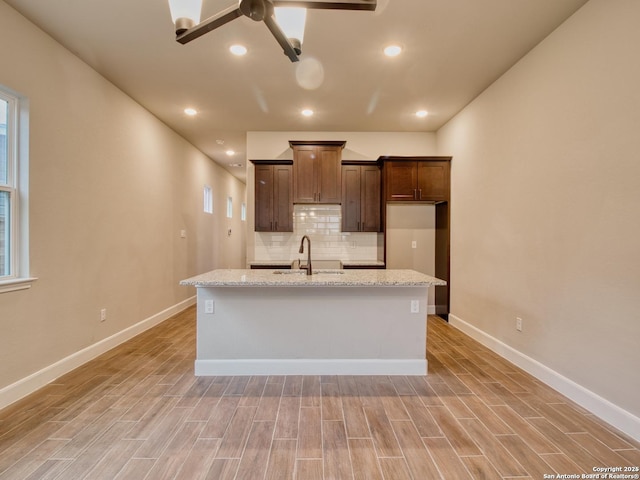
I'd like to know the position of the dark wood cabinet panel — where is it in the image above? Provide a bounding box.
[341,165,361,232]
[385,161,417,201]
[253,162,293,232]
[341,163,381,232]
[384,158,450,202]
[290,141,345,204]
[291,146,316,203]
[417,162,449,202]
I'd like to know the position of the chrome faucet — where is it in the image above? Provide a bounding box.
[298,235,312,275]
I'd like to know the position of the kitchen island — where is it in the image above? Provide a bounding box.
[180,269,446,376]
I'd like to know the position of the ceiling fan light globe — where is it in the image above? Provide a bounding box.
[168,0,202,26]
[274,7,306,45]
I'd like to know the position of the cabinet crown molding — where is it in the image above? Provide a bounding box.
[250,159,293,165]
[289,140,346,149]
[378,155,452,162]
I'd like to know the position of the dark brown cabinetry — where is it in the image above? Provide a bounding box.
[384,158,450,202]
[251,160,293,232]
[341,162,381,232]
[290,141,345,204]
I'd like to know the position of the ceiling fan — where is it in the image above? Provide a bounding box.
[169,0,377,62]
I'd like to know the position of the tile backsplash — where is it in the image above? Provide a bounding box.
[254,205,382,262]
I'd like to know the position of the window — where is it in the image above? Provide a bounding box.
[0,85,31,293]
[203,185,213,214]
[226,196,233,218]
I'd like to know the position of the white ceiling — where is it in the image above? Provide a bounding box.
[5,0,588,182]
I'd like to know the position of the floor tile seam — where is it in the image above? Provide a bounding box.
[130,406,195,460]
[457,417,530,477]
[565,430,634,462]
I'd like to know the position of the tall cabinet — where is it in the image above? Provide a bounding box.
[290,140,345,204]
[251,160,293,232]
[381,156,452,319]
[341,161,382,232]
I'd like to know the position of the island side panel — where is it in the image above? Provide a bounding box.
[195,285,429,375]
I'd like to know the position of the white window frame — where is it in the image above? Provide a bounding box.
[203,185,213,214]
[226,196,233,219]
[0,86,33,293]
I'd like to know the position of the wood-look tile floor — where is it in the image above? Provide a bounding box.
[1,307,638,479]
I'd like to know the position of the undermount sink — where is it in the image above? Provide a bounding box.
[273,270,345,275]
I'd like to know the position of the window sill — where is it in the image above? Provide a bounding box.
[0,277,38,294]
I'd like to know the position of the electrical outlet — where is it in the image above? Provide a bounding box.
[100,308,107,322]
[205,300,215,314]
[516,317,523,332]
[411,240,417,249]
[411,300,420,313]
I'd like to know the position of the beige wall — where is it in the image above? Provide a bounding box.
[245,131,437,263]
[0,2,245,402]
[438,0,640,427]
[385,204,436,308]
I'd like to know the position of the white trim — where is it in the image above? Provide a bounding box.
[195,359,428,376]
[449,313,640,442]
[0,296,196,410]
[0,276,37,294]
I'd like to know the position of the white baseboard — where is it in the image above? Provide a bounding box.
[0,296,196,410]
[449,313,640,442]
[195,359,428,376]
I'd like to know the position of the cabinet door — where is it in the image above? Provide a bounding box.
[318,147,342,203]
[385,161,417,201]
[360,166,381,232]
[293,146,317,203]
[255,165,274,231]
[341,165,361,231]
[273,164,293,231]
[417,161,449,202]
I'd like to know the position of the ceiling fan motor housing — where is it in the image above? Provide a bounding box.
[240,0,273,21]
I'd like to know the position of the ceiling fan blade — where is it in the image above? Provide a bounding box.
[176,5,243,44]
[263,14,300,62]
[272,0,376,11]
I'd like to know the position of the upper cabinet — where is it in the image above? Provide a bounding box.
[251,160,293,232]
[290,141,345,204]
[341,162,382,232]
[382,157,451,202]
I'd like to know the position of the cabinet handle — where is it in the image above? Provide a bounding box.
[414,189,418,200]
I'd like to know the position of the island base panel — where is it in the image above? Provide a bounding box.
[195,286,429,376]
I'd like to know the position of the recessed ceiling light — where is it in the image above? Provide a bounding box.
[229,44,247,56]
[416,110,428,118]
[228,163,243,167]
[226,150,235,156]
[216,139,225,145]
[184,107,198,116]
[301,109,314,117]
[384,45,402,57]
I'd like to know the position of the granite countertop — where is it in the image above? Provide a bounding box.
[180,269,446,287]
